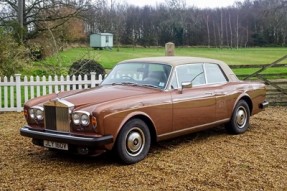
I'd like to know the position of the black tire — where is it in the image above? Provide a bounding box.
[115,119,151,164]
[225,100,250,134]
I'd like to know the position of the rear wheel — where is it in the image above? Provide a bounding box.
[226,100,250,134]
[115,119,151,164]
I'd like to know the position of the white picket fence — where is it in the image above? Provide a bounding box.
[0,72,104,112]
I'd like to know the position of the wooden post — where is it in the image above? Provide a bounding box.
[165,42,175,56]
[15,74,22,112]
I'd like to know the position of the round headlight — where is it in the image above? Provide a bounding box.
[81,114,90,126]
[72,113,81,125]
[35,109,44,120]
[29,108,35,119]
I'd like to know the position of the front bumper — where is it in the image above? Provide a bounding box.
[20,126,113,147]
[259,100,269,109]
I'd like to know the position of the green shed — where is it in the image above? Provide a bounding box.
[90,33,113,49]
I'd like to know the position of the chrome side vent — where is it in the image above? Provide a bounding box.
[44,99,74,132]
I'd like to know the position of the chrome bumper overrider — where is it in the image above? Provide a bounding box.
[260,100,269,109]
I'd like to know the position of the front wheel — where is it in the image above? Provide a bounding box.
[225,100,250,134]
[115,119,151,164]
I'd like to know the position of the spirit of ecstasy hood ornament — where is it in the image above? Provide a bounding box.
[51,91,61,102]
[56,91,60,99]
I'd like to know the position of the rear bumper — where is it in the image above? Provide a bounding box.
[20,126,113,147]
[259,100,269,109]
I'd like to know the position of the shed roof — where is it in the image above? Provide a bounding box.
[98,33,113,36]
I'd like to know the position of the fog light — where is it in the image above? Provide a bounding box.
[77,147,89,155]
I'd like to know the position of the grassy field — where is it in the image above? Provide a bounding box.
[24,47,287,77]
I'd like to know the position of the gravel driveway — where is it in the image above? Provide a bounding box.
[0,107,286,190]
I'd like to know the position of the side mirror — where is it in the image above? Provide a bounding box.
[179,82,192,94]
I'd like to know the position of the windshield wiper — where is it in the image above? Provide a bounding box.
[112,82,139,86]
[112,82,159,89]
[141,83,159,88]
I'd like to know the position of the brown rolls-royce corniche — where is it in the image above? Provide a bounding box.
[20,56,268,164]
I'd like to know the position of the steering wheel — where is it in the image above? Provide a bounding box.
[120,75,134,80]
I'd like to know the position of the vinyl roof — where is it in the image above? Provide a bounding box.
[118,56,239,82]
[120,56,226,67]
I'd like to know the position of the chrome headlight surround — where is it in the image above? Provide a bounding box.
[72,111,91,126]
[28,106,44,121]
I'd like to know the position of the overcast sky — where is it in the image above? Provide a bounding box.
[123,0,244,9]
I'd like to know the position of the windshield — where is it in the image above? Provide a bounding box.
[101,62,172,89]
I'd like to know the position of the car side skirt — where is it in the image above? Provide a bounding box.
[157,118,230,141]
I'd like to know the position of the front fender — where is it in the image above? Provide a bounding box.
[102,110,156,150]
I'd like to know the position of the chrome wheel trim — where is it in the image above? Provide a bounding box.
[236,106,247,129]
[125,127,145,157]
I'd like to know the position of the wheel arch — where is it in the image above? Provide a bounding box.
[226,96,252,134]
[233,94,253,115]
[130,115,157,144]
[115,113,158,145]
[239,95,253,114]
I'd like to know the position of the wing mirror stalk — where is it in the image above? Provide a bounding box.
[179,82,192,94]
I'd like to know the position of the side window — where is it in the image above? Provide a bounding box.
[176,64,206,87]
[205,63,227,84]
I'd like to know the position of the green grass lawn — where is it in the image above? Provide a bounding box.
[26,47,287,77]
[3,47,287,107]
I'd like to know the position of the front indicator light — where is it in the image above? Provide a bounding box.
[92,116,97,127]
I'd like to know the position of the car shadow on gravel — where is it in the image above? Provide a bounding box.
[22,146,119,167]
[23,125,228,166]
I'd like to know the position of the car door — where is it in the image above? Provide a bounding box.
[171,63,216,131]
[204,63,230,121]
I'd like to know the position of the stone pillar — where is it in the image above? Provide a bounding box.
[165,42,175,56]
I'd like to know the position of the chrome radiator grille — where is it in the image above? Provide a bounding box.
[44,100,73,132]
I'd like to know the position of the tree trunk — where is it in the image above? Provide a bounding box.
[220,9,223,48]
[225,13,229,47]
[236,14,239,49]
[229,13,233,48]
[245,26,249,48]
[213,20,217,47]
[206,14,210,48]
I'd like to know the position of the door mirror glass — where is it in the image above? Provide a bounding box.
[179,82,192,94]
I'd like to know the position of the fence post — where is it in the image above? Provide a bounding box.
[15,74,22,112]
[165,42,175,56]
[90,72,96,88]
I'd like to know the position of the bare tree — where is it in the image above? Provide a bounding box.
[204,13,211,48]
[0,0,90,41]
[228,12,233,48]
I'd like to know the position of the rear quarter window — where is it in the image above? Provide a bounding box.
[205,63,227,84]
